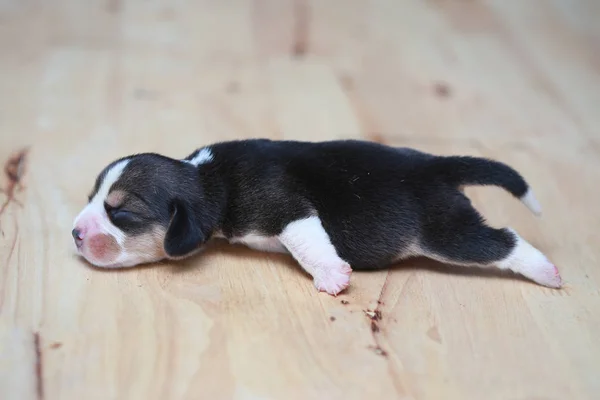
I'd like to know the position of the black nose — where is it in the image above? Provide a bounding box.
[72,228,82,241]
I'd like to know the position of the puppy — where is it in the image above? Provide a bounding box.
[72,139,562,295]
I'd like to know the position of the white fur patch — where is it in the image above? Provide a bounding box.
[278,216,351,295]
[497,229,561,288]
[394,240,423,261]
[186,148,214,167]
[229,233,288,254]
[95,160,130,204]
[520,188,542,216]
[73,160,130,264]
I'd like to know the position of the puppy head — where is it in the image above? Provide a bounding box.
[72,154,215,268]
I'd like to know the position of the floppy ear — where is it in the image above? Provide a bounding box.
[164,199,206,258]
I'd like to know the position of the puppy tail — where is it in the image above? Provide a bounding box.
[431,156,542,216]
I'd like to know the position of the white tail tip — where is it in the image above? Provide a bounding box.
[520,189,542,216]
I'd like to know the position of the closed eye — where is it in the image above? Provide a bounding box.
[108,209,140,230]
[111,209,134,220]
[104,202,136,221]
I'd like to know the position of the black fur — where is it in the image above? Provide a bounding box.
[164,198,206,257]
[94,139,535,268]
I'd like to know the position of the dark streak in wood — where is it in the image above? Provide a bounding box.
[33,332,44,400]
[292,0,309,58]
[366,271,408,397]
[370,320,380,333]
[368,272,390,356]
[368,345,388,357]
[0,147,29,225]
[6,223,18,266]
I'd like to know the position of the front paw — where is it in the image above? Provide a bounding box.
[313,263,352,296]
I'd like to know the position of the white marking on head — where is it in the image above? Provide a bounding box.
[94,160,130,203]
[72,159,130,266]
[186,148,214,167]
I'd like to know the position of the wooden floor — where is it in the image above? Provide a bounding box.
[1,1,600,399]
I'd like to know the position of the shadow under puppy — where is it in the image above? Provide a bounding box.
[72,139,562,295]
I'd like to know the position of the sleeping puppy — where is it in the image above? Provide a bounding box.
[71,139,562,295]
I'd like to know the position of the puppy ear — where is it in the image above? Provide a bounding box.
[164,199,206,258]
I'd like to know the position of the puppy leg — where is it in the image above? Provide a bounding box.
[496,229,561,288]
[279,216,352,296]
[420,203,562,288]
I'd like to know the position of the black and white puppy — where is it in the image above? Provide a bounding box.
[72,139,562,295]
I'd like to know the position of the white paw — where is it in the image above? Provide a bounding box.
[526,261,563,288]
[499,231,563,289]
[513,251,563,288]
[314,263,352,296]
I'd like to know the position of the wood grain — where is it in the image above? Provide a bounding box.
[1,1,599,399]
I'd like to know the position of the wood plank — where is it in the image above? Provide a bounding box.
[1,1,599,399]
[0,323,39,400]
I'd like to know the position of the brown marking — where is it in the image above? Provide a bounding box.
[0,147,29,221]
[329,316,336,322]
[340,300,349,305]
[49,342,62,349]
[292,0,309,58]
[123,225,167,261]
[106,190,155,221]
[105,190,126,208]
[33,332,44,400]
[434,82,451,98]
[88,234,121,263]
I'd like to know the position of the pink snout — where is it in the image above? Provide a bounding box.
[72,216,122,266]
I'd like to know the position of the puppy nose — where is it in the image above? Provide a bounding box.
[72,228,83,246]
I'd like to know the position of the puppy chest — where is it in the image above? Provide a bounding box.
[229,233,288,253]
